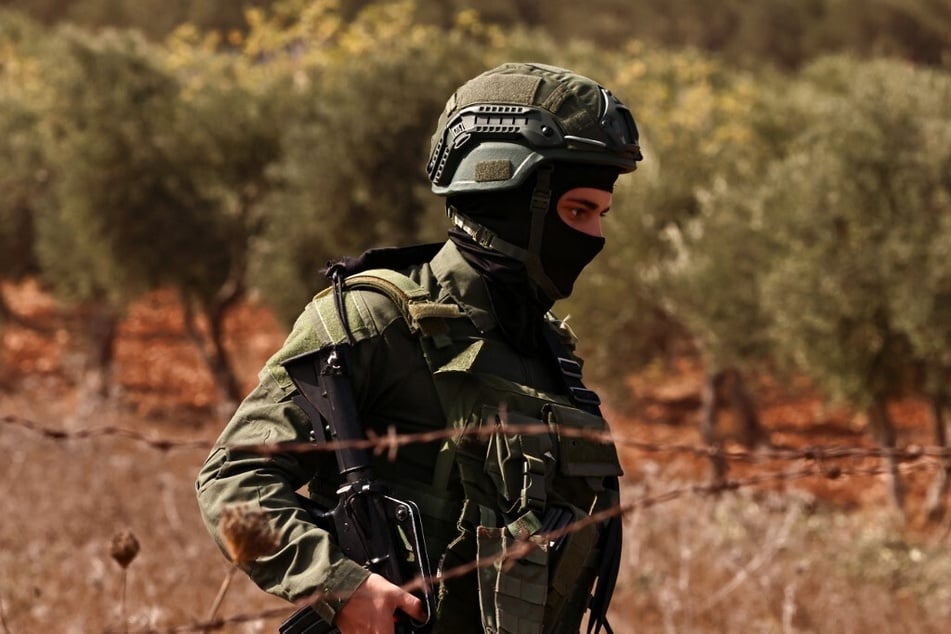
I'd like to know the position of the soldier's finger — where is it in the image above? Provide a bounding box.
[398,592,426,622]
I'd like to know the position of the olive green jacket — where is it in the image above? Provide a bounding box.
[195,241,570,628]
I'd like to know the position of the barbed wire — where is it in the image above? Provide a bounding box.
[4,412,948,633]
[3,412,950,464]
[0,414,210,451]
[121,458,942,633]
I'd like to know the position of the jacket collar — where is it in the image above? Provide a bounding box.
[428,240,497,333]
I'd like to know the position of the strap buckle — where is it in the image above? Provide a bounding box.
[520,456,548,515]
[570,387,602,407]
[557,357,583,380]
[449,208,495,248]
[473,226,495,249]
[530,188,551,212]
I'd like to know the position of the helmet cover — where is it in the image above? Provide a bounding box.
[427,62,642,196]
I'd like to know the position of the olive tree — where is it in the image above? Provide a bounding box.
[563,47,767,412]
[252,1,487,323]
[753,57,950,515]
[35,27,188,398]
[0,11,48,327]
[35,25,282,408]
[163,27,286,408]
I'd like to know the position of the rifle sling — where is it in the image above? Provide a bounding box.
[284,353,332,444]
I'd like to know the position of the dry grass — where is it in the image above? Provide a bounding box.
[1,283,949,632]
[0,393,289,633]
[3,401,949,633]
[611,469,951,633]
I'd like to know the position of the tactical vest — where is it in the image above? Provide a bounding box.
[305,268,623,634]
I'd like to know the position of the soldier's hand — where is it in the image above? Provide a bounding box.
[335,572,426,633]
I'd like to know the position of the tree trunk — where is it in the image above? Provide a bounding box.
[179,207,250,417]
[924,391,950,523]
[868,397,905,514]
[76,303,120,411]
[181,295,242,417]
[207,298,243,406]
[0,288,10,324]
[699,368,770,484]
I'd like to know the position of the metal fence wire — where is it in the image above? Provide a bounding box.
[2,413,949,633]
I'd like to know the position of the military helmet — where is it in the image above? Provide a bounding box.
[427,62,642,196]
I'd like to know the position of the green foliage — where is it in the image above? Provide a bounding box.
[1,0,949,414]
[9,0,951,70]
[20,22,286,400]
[250,1,489,322]
[673,57,951,406]
[4,0,270,41]
[767,58,950,403]
[563,48,766,401]
[0,10,48,283]
[34,27,211,307]
[33,24,283,313]
[552,0,951,68]
[658,187,779,372]
[615,54,949,410]
[163,24,285,305]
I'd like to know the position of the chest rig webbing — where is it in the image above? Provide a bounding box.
[304,268,623,634]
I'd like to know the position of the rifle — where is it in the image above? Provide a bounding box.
[279,269,435,634]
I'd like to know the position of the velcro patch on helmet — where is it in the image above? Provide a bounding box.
[458,74,542,109]
[561,108,600,138]
[474,159,513,182]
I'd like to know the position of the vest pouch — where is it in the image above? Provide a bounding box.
[481,405,555,516]
[544,402,622,513]
[543,406,623,632]
[477,523,549,634]
[547,402,622,476]
[542,504,602,633]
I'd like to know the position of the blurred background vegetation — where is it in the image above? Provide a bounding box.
[0,0,948,429]
[1,2,950,629]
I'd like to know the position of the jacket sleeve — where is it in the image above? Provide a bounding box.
[195,290,399,623]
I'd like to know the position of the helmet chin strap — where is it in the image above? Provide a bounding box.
[447,165,566,301]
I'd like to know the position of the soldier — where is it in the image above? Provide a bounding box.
[197,62,643,633]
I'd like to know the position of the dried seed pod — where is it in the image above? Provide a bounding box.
[110,530,140,569]
[219,505,281,566]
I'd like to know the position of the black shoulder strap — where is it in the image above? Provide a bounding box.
[540,320,621,634]
[539,321,602,417]
[587,476,621,634]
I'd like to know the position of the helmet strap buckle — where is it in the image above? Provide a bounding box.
[530,188,551,213]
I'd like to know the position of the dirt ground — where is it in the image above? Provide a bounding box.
[1,281,948,632]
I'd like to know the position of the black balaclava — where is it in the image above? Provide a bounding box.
[448,162,618,353]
